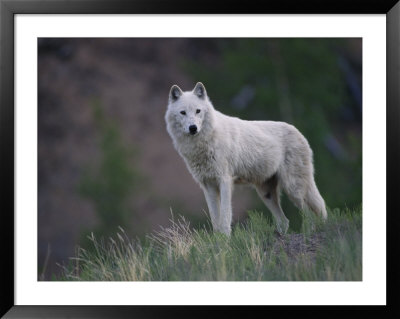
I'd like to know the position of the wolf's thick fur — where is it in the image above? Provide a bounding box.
[165,82,327,235]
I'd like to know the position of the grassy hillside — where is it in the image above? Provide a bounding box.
[59,207,361,281]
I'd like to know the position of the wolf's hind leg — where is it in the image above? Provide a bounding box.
[255,174,289,234]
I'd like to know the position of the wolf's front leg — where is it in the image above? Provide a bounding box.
[202,183,221,232]
[219,177,233,235]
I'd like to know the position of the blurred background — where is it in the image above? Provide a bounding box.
[38,38,362,280]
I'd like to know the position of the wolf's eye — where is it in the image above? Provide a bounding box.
[180,111,186,115]
[196,109,201,114]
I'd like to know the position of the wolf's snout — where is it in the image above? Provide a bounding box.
[189,125,198,135]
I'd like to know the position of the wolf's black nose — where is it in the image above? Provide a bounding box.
[189,125,197,134]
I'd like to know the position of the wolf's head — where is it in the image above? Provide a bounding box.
[165,82,215,139]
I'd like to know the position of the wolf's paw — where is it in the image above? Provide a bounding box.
[276,219,289,235]
[214,226,231,236]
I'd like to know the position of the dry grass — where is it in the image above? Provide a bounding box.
[59,207,362,281]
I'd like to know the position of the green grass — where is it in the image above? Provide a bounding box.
[59,207,362,281]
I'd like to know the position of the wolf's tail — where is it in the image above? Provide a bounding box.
[305,181,327,220]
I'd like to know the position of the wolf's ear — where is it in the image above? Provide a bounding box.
[169,85,183,102]
[193,82,207,99]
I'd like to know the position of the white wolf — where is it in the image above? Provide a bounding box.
[165,82,327,235]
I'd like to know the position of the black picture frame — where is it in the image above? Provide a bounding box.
[1,0,399,318]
